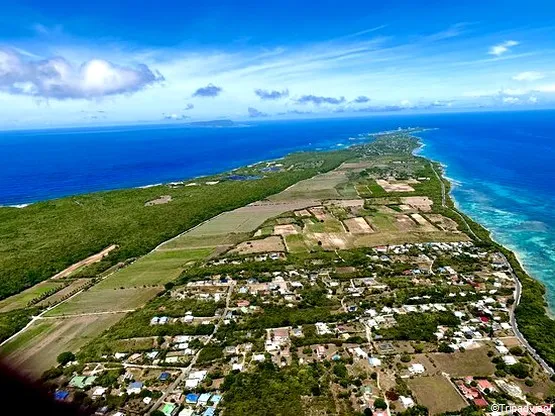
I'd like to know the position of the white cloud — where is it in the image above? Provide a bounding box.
[0,48,164,99]
[502,96,520,104]
[529,96,538,103]
[512,71,544,82]
[489,40,519,56]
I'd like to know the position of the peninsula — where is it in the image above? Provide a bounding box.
[1,130,554,416]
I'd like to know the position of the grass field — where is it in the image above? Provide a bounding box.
[44,287,162,316]
[0,314,126,377]
[428,348,495,377]
[0,281,65,313]
[35,279,93,308]
[408,375,467,415]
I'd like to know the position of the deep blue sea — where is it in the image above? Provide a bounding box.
[1,110,554,308]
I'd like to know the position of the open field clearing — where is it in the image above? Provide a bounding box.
[376,178,416,192]
[426,214,461,232]
[44,287,161,316]
[269,170,347,201]
[410,213,438,231]
[343,217,374,233]
[427,348,496,377]
[0,281,65,313]
[284,234,310,253]
[0,314,126,378]
[408,375,467,415]
[401,196,433,212]
[98,248,213,289]
[231,236,286,254]
[274,224,300,236]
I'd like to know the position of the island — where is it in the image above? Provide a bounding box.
[0,130,554,416]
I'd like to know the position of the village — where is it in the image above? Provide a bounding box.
[12,133,554,416]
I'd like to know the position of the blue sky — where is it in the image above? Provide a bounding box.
[1,0,555,127]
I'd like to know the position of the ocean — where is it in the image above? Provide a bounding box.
[1,110,554,307]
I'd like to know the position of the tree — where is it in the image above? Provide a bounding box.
[374,398,387,410]
[57,351,76,365]
[509,346,524,356]
[438,343,454,353]
[364,408,373,416]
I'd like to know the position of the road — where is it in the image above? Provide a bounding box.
[147,282,235,414]
[501,253,554,376]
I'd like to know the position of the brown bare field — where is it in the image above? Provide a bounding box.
[376,179,415,192]
[343,217,374,233]
[308,233,349,250]
[52,244,118,279]
[408,375,467,415]
[230,236,286,254]
[1,313,126,378]
[410,213,438,231]
[426,214,460,232]
[274,224,300,236]
[395,214,417,231]
[309,206,332,221]
[401,196,433,212]
[294,209,312,217]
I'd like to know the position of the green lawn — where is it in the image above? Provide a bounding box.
[0,281,65,313]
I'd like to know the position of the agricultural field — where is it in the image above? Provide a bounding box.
[0,313,126,377]
[0,280,66,313]
[408,375,468,415]
[427,348,496,377]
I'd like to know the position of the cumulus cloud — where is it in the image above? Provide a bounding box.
[512,71,544,82]
[254,88,289,100]
[247,107,268,118]
[352,95,371,103]
[192,83,222,97]
[502,96,520,104]
[488,40,519,56]
[184,103,194,110]
[529,96,538,103]
[296,95,345,105]
[163,113,190,120]
[0,48,164,99]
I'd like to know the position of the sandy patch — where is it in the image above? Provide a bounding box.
[343,217,374,233]
[401,196,433,212]
[274,224,300,236]
[294,209,312,217]
[145,195,172,206]
[426,214,459,231]
[311,233,348,250]
[309,206,331,221]
[376,179,415,192]
[51,244,117,279]
[411,214,437,231]
[395,215,417,231]
[230,236,286,254]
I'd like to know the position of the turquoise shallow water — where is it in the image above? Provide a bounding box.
[416,111,555,311]
[1,110,554,308]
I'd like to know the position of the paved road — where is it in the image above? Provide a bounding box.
[501,253,554,376]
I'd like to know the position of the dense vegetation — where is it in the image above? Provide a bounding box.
[0,149,354,300]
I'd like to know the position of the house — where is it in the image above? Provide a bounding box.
[203,408,215,416]
[476,379,496,393]
[368,357,381,367]
[92,387,107,398]
[69,375,97,389]
[159,372,170,382]
[160,403,179,416]
[210,395,222,405]
[400,396,414,408]
[503,355,518,366]
[236,300,250,308]
[127,381,144,395]
[178,408,195,416]
[54,390,69,401]
[185,393,199,404]
[409,364,425,375]
[198,393,212,406]
[473,398,488,408]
